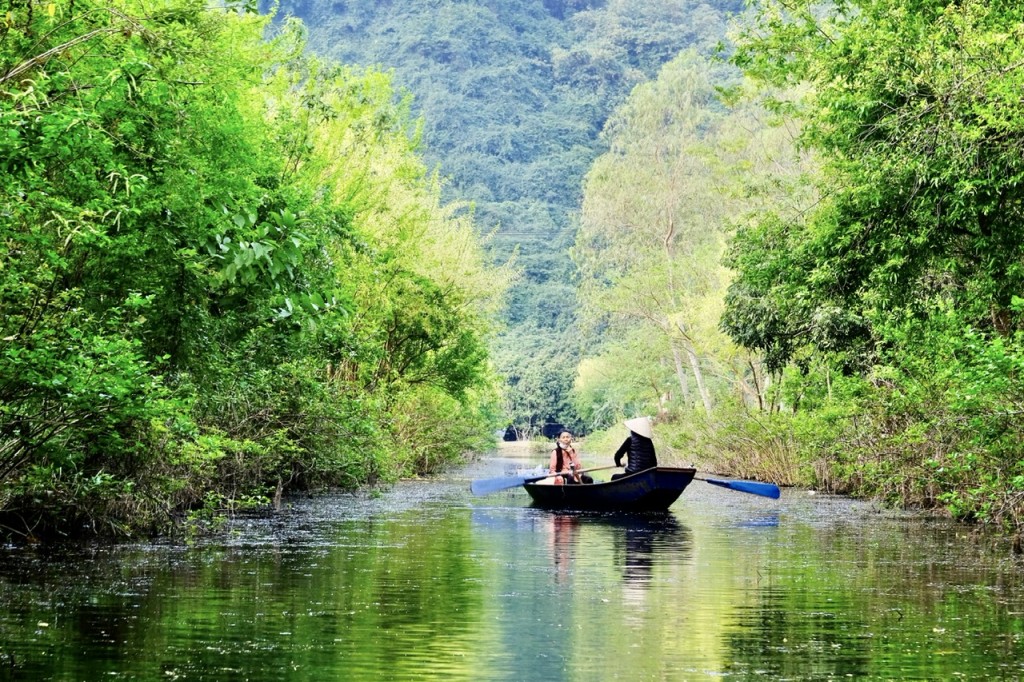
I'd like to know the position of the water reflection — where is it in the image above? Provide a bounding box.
[529,511,693,593]
[2,468,1024,681]
[546,513,581,587]
[593,513,692,589]
[732,512,780,528]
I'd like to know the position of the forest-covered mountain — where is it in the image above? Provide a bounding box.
[263,0,744,434]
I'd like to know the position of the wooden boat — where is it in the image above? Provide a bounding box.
[522,466,696,512]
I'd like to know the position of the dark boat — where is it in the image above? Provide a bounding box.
[522,467,697,512]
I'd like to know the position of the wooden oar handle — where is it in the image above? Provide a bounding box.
[537,463,620,480]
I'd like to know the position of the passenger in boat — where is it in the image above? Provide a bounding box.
[610,417,657,480]
[549,430,593,485]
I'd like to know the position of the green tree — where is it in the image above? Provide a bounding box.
[727,0,1024,363]
[0,0,506,538]
[723,0,1024,531]
[574,52,810,425]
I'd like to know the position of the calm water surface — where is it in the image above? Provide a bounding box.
[1,449,1023,681]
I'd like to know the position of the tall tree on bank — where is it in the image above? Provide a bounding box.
[0,0,505,538]
[577,53,730,414]
[724,0,1024,532]
[573,51,812,430]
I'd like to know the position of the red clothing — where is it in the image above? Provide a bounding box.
[549,445,582,482]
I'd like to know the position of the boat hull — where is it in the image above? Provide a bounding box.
[523,467,696,511]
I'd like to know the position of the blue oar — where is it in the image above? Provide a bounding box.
[699,476,781,499]
[470,465,618,496]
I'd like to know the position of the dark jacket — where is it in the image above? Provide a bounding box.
[613,432,657,473]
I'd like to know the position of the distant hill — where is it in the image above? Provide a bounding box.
[264,0,743,432]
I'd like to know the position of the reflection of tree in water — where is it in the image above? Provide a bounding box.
[722,587,871,679]
[548,513,582,587]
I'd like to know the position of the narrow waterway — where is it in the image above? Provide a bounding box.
[1,446,1023,680]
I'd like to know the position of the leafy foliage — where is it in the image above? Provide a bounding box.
[573,51,812,438]
[721,0,1024,535]
[727,0,1024,364]
[0,0,505,539]
[272,0,745,434]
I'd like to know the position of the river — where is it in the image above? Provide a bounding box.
[1,446,1022,680]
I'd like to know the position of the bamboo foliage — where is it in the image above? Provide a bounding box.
[573,50,812,423]
[0,1,507,538]
[720,0,1024,531]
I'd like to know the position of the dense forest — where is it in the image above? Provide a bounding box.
[266,0,745,437]
[4,0,1024,543]
[281,0,1024,541]
[0,0,507,538]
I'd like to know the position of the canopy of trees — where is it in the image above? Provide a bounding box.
[0,0,507,538]
[269,0,744,436]
[721,0,1024,534]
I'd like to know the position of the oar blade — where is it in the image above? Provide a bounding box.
[470,475,529,496]
[705,478,781,499]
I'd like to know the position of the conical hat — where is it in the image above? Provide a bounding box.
[623,416,653,439]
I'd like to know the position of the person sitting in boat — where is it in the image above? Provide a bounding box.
[610,417,657,480]
[549,430,593,485]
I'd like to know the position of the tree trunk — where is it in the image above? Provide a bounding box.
[684,342,713,413]
[663,215,712,414]
[671,344,691,404]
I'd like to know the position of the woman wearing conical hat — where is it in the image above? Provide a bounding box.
[610,416,657,480]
